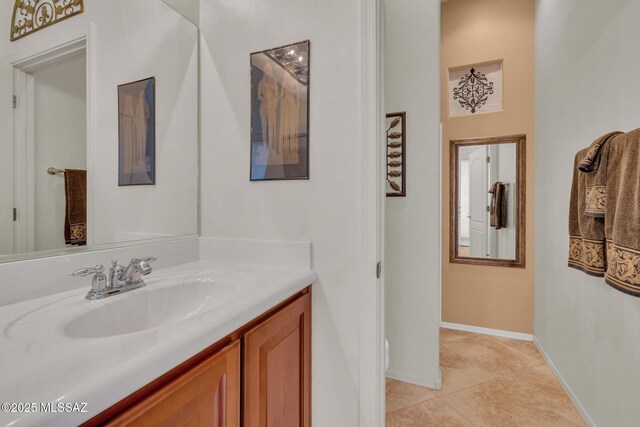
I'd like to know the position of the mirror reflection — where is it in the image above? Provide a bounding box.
[458,143,516,259]
[451,136,525,267]
[0,0,199,261]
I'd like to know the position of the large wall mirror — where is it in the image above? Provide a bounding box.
[450,135,526,267]
[0,0,199,263]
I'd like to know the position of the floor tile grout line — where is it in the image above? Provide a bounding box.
[437,397,477,426]
[437,340,542,396]
[547,406,585,427]
[385,396,477,425]
[434,367,521,399]
[385,394,438,415]
[385,378,439,414]
[387,330,583,425]
[445,332,544,368]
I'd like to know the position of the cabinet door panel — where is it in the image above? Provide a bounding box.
[244,293,311,427]
[107,340,240,427]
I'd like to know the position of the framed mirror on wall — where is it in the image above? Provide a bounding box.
[0,0,199,264]
[450,135,526,268]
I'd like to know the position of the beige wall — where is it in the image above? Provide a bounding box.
[441,0,535,334]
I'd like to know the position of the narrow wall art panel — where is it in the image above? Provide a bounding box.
[448,61,503,117]
[118,77,156,186]
[250,40,310,181]
[386,112,406,197]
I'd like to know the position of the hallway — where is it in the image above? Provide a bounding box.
[386,329,585,426]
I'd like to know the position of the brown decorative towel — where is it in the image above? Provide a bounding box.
[569,129,640,297]
[601,129,640,296]
[489,181,508,229]
[568,147,606,277]
[578,131,623,173]
[64,169,87,246]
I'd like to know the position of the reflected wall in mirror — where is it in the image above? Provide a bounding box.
[450,135,526,267]
[0,0,199,263]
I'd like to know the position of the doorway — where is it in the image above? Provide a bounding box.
[11,40,87,255]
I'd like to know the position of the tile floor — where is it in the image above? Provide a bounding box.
[386,329,585,426]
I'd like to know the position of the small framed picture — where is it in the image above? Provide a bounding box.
[250,40,310,181]
[118,77,156,186]
[386,112,406,197]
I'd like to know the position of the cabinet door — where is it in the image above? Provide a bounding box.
[107,340,240,427]
[243,293,311,427]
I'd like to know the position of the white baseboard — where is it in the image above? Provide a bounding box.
[440,321,533,341]
[386,370,439,390]
[533,337,596,427]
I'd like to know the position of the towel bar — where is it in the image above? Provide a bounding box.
[47,167,66,175]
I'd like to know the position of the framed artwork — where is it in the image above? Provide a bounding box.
[118,77,156,186]
[250,40,310,181]
[448,61,503,117]
[386,112,406,197]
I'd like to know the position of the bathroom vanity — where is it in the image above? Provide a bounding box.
[0,1,317,425]
[88,288,311,426]
[0,258,315,426]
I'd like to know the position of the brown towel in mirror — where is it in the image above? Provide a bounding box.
[489,181,508,229]
[64,169,87,246]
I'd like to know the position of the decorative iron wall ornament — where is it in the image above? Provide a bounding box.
[10,0,84,42]
[386,112,406,197]
[452,68,495,114]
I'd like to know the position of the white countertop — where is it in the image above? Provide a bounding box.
[0,261,316,427]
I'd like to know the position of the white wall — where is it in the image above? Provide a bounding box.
[90,0,198,245]
[199,0,364,424]
[0,0,198,254]
[535,1,640,425]
[162,0,199,25]
[384,0,441,388]
[0,236,199,306]
[33,53,87,251]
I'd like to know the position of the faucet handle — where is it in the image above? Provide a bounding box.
[139,257,157,263]
[71,265,105,277]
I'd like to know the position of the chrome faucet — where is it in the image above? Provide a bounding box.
[71,257,157,300]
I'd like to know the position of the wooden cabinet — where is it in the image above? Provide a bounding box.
[84,288,311,427]
[106,340,240,427]
[243,292,311,427]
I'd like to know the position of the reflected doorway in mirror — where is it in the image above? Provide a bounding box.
[450,134,526,268]
[118,77,156,186]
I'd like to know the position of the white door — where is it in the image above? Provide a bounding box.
[468,147,488,257]
[458,160,470,246]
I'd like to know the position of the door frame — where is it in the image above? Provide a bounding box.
[11,37,89,253]
[11,68,35,253]
[359,0,386,425]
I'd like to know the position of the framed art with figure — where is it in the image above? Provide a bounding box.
[250,41,310,181]
[118,77,156,186]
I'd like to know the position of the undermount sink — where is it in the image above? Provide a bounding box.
[63,272,249,339]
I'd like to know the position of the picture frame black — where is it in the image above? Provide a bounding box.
[249,40,310,181]
[117,77,156,186]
